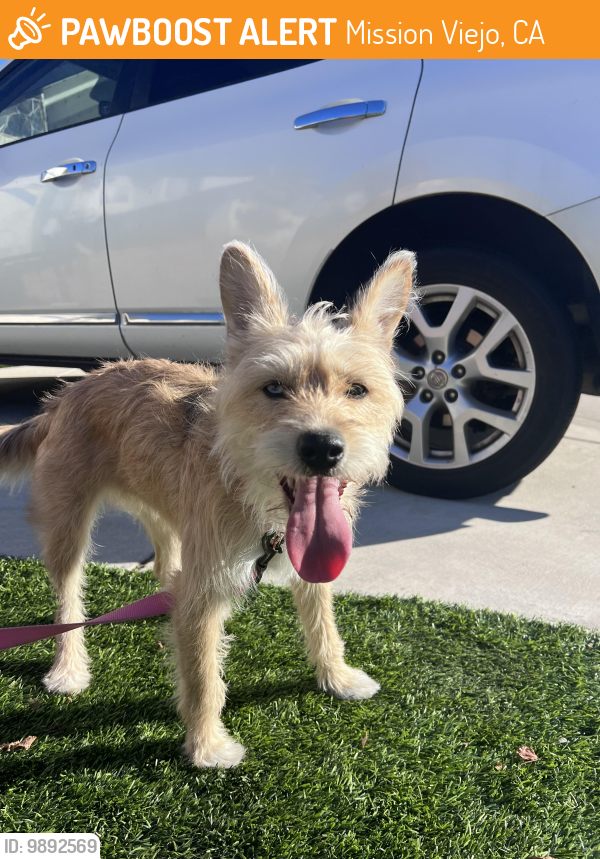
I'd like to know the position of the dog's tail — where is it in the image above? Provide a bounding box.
[0,414,51,483]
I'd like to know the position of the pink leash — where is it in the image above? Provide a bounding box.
[0,591,175,652]
[0,532,285,653]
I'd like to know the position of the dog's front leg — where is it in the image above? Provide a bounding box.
[290,577,380,701]
[172,579,244,768]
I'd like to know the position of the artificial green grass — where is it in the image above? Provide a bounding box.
[0,557,599,858]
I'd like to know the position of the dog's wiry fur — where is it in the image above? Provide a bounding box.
[0,242,415,767]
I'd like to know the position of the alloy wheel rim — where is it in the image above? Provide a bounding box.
[391,283,536,470]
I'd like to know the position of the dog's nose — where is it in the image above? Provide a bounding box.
[297,431,345,473]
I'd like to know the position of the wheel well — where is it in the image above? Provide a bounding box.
[310,192,600,394]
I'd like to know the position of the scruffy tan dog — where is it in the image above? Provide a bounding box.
[0,242,414,768]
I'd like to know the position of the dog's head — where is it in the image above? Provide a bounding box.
[214,241,415,584]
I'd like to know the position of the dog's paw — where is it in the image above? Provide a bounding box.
[320,667,381,701]
[42,665,92,695]
[184,737,246,769]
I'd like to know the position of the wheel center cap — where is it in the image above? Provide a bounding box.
[427,368,448,389]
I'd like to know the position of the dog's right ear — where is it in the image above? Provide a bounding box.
[220,242,289,359]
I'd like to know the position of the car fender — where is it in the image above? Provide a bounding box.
[395,59,600,217]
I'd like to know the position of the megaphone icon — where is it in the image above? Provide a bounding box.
[9,15,43,49]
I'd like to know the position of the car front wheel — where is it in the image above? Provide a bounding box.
[387,247,582,499]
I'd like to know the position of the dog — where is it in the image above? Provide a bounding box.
[0,242,415,767]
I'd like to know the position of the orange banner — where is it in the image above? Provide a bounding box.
[1,0,598,59]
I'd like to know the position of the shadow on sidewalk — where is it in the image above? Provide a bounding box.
[354,483,547,547]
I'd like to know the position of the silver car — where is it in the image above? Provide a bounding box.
[1,58,599,498]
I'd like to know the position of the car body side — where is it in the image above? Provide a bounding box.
[0,58,599,394]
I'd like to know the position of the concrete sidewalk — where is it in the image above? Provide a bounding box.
[334,393,600,628]
[0,367,599,628]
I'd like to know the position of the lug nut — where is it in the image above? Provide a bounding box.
[432,350,445,365]
[452,364,466,378]
[445,389,458,403]
[412,366,425,379]
[420,390,434,403]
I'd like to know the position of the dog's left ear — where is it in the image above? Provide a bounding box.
[220,242,288,357]
[349,250,416,347]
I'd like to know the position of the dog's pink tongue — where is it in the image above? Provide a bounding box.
[286,476,352,583]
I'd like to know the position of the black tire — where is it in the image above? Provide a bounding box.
[387,247,582,499]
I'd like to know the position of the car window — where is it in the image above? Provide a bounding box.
[141,60,320,109]
[0,60,131,148]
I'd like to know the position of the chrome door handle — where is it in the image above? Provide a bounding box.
[41,161,96,183]
[294,101,386,130]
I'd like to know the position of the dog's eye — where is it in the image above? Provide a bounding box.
[263,382,286,398]
[346,383,368,399]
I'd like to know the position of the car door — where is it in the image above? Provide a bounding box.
[0,59,135,361]
[104,59,422,361]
